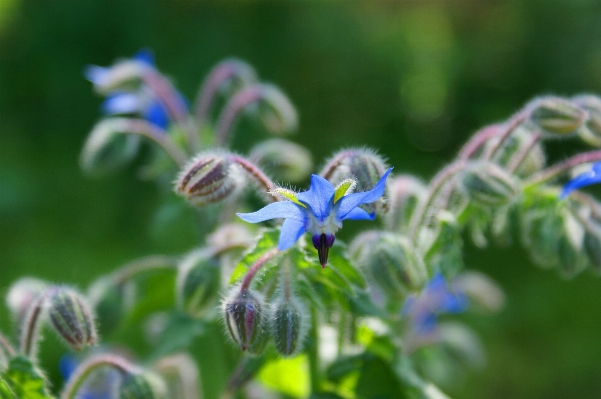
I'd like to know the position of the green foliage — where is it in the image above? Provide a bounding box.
[1,357,54,399]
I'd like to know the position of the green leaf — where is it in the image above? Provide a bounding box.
[0,375,17,399]
[257,354,310,398]
[326,355,364,383]
[1,356,54,399]
[327,243,366,289]
[229,228,280,284]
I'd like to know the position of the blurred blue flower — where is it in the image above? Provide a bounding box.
[85,49,185,131]
[403,273,468,334]
[560,162,601,199]
[237,168,392,266]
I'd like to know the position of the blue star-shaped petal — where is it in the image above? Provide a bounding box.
[560,162,601,199]
[237,168,393,267]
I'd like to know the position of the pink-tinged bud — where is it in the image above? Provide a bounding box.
[271,298,309,357]
[176,250,221,318]
[459,162,518,206]
[175,152,240,206]
[47,287,97,351]
[573,95,601,147]
[222,289,267,354]
[321,148,389,214]
[528,96,587,136]
[6,278,47,327]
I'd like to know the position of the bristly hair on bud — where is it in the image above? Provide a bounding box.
[222,288,268,354]
[320,147,389,214]
[270,297,309,357]
[47,286,97,351]
[528,96,587,137]
[119,370,168,399]
[175,151,242,206]
[459,161,518,206]
[573,95,601,147]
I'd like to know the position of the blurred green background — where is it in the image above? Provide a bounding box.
[2,1,601,398]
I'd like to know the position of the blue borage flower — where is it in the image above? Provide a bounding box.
[85,49,185,130]
[402,273,468,334]
[237,168,393,267]
[560,162,601,199]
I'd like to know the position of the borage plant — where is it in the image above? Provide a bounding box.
[2,49,601,399]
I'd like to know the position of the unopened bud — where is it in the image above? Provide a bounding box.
[249,84,298,134]
[47,287,97,351]
[521,209,562,268]
[529,96,587,136]
[222,289,267,354]
[573,95,601,147]
[460,162,518,205]
[80,119,141,175]
[362,233,427,299]
[271,298,309,357]
[6,278,47,326]
[119,371,167,399]
[557,211,588,277]
[322,148,389,214]
[384,175,427,231]
[175,152,240,206]
[176,250,221,318]
[250,139,313,182]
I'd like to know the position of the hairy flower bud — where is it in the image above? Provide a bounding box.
[250,139,313,182]
[222,289,267,353]
[362,233,427,299]
[119,371,167,399]
[80,119,141,174]
[176,250,221,318]
[175,152,240,206]
[250,84,298,135]
[460,162,518,205]
[271,298,309,357]
[384,175,427,231]
[573,95,601,147]
[6,278,47,327]
[529,96,587,136]
[47,287,97,351]
[322,148,389,214]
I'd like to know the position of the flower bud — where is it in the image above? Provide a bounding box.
[573,95,601,147]
[271,298,309,357]
[322,148,389,214]
[176,250,221,318]
[175,152,240,206]
[250,139,313,182]
[47,287,97,351]
[529,96,587,136]
[249,84,298,135]
[383,175,427,231]
[222,289,267,353]
[459,162,518,206]
[119,371,167,399]
[6,278,47,327]
[80,119,141,175]
[362,233,427,299]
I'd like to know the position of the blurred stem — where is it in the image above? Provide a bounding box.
[142,68,200,153]
[408,161,465,245]
[319,149,354,179]
[215,86,263,146]
[308,308,321,393]
[458,124,503,160]
[107,255,179,286]
[485,111,528,161]
[61,354,134,399]
[506,131,542,173]
[20,290,48,357]
[229,155,277,201]
[112,118,188,166]
[0,331,15,357]
[524,150,601,187]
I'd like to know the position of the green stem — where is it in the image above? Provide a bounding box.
[108,255,179,286]
[506,131,542,173]
[308,308,321,393]
[20,291,48,357]
[524,150,601,187]
[239,249,280,292]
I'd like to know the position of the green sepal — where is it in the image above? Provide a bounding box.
[1,356,54,399]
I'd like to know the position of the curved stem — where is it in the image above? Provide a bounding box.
[319,150,354,179]
[142,68,199,153]
[524,150,601,187]
[110,118,188,166]
[485,111,529,161]
[61,354,136,399]
[229,155,277,200]
[506,131,542,173]
[215,86,263,146]
[458,124,504,160]
[408,161,466,244]
[107,255,179,286]
[0,332,15,357]
[239,249,280,293]
[20,290,49,357]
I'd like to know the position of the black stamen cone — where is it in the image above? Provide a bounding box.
[313,234,335,268]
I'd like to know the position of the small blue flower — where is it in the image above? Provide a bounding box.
[60,354,116,399]
[402,273,468,334]
[237,168,393,267]
[560,162,601,199]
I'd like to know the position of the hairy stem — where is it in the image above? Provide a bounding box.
[0,332,16,357]
[485,111,529,161]
[107,255,179,286]
[308,307,321,393]
[458,124,504,160]
[230,155,277,200]
[61,354,135,399]
[20,291,48,357]
[506,131,542,174]
[215,86,263,146]
[525,150,601,187]
[239,249,280,293]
